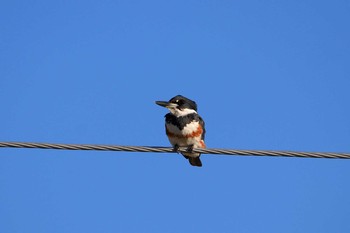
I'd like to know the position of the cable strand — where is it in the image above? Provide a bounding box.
[0,141,349,159]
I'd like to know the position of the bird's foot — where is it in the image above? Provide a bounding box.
[173,144,180,153]
[186,145,194,153]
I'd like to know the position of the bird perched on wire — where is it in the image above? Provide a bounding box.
[156,95,206,167]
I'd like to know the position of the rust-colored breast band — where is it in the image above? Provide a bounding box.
[166,125,203,139]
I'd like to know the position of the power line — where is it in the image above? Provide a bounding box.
[0,141,349,159]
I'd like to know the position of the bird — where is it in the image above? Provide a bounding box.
[155,95,206,167]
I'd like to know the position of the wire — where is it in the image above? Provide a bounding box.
[0,141,349,159]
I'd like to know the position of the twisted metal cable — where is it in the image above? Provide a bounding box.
[0,141,349,159]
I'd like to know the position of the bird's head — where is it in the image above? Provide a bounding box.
[156,95,198,117]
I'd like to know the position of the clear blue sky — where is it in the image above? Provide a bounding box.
[1,1,350,232]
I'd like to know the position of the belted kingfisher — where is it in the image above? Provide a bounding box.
[156,95,206,167]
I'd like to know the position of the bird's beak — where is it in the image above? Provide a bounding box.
[155,101,178,108]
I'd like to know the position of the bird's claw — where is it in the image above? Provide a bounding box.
[173,144,180,152]
[186,145,194,153]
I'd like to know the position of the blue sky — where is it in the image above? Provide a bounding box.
[1,1,350,232]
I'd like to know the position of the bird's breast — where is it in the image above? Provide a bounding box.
[166,121,202,138]
[165,121,205,148]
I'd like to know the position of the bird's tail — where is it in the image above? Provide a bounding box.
[188,156,202,167]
